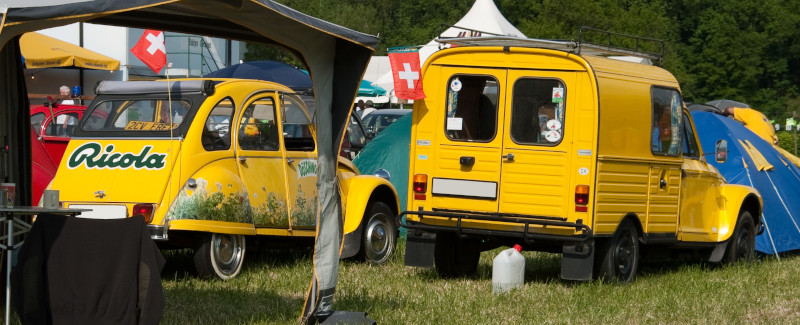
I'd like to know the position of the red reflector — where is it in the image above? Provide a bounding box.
[132,203,155,223]
[575,206,588,212]
[414,194,427,200]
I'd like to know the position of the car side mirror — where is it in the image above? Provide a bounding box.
[715,139,728,163]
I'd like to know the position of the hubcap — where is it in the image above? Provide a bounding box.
[367,219,388,254]
[213,234,243,275]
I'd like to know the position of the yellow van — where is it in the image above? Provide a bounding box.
[401,33,762,282]
[49,79,399,280]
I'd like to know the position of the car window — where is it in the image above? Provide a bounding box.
[651,87,683,156]
[31,112,46,134]
[444,75,499,142]
[238,96,278,151]
[281,94,315,151]
[82,99,191,132]
[510,78,566,145]
[45,112,80,137]
[202,98,234,151]
[682,112,700,159]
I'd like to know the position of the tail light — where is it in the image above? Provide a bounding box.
[413,174,428,200]
[575,185,589,212]
[132,203,155,223]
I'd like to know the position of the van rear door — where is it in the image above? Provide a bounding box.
[427,67,506,213]
[498,70,578,219]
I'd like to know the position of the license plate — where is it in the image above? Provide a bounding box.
[70,204,127,219]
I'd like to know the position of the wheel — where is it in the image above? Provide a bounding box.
[595,219,640,283]
[434,231,480,278]
[359,201,398,264]
[194,232,246,280]
[723,211,755,264]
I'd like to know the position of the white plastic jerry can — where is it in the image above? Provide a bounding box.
[492,244,525,293]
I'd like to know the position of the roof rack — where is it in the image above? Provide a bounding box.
[434,26,664,64]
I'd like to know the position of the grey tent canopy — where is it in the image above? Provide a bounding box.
[1,1,378,323]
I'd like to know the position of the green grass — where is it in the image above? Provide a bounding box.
[156,240,800,324]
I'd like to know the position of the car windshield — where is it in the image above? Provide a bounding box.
[362,110,409,136]
[80,98,194,136]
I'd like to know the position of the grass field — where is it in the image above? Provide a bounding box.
[157,240,800,324]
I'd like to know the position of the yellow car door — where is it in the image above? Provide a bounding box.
[235,93,290,227]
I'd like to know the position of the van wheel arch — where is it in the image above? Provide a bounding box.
[593,214,642,283]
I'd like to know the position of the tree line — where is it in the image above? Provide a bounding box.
[261,0,800,124]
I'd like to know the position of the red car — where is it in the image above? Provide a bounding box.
[30,126,58,206]
[30,101,87,165]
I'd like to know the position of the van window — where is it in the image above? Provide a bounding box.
[651,87,683,156]
[682,112,700,159]
[510,78,566,145]
[239,96,278,151]
[282,94,315,151]
[202,98,234,151]
[445,75,499,142]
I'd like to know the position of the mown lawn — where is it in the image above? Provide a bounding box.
[158,240,800,324]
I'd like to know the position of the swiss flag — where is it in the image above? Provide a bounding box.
[388,51,425,100]
[131,30,167,74]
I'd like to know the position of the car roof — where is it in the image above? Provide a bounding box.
[369,109,411,115]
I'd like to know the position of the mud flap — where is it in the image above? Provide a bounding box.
[708,242,727,263]
[560,242,594,281]
[404,230,436,267]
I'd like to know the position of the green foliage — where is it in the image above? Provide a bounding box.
[777,131,800,154]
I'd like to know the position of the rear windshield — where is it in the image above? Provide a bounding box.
[79,98,195,137]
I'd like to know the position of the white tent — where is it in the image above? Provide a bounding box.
[365,0,525,105]
[418,0,526,65]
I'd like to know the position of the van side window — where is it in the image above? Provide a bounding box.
[445,75,498,142]
[651,87,683,156]
[510,78,565,145]
[282,94,315,151]
[238,96,278,151]
[682,112,700,159]
[202,98,234,151]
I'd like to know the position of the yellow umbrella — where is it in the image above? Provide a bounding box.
[20,32,120,71]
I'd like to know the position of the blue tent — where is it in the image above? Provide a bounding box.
[203,60,313,93]
[692,111,800,255]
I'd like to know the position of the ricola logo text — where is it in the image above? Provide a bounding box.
[67,142,168,170]
[297,159,317,178]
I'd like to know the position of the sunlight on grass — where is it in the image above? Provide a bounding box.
[159,241,800,324]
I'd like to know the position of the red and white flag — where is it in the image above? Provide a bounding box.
[131,30,167,74]
[388,50,426,100]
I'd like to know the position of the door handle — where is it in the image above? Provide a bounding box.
[660,179,667,189]
[287,158,295,164]
[238,157,246,163]
[502,153,515,161]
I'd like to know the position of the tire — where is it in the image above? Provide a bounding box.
[595,219,640,283]
[194,232,246,280]
[360,201,398,264]
[434,231,480,278]
[723,211,755,264]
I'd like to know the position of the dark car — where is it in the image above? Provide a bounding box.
[361,109,411,138]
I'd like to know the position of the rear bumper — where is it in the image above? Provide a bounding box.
[399,209,592,243]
